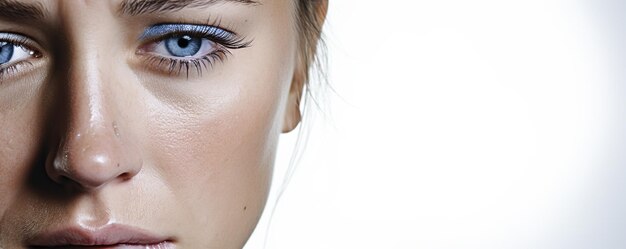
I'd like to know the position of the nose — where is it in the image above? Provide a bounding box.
[45,50,142,191]
[47,123,142,190]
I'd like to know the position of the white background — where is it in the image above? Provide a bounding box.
[246,1,626,248]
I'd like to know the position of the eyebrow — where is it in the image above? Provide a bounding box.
[0,0,46,21]
[118,0,259,16]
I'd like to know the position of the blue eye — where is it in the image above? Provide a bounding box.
[0,42,15,64]
[165,35,202,57]
[0,38,36,67]
[0,41,34,65]
[138,23,251,76]
[143,35,217,59]
[139,24,229,59]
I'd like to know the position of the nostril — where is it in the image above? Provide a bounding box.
[118,172,131,181]
[56,175,85,190]
[58,175,72,185]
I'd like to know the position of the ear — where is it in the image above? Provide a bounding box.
[282,0,328,133]
[282,64,305,133]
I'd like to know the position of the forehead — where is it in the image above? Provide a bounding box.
[0,0,301,38]
[0,0,270,21]
[117,0,260,15]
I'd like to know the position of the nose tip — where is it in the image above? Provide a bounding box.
[46,129,142,191]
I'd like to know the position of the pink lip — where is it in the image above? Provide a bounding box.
[28,224,175,248]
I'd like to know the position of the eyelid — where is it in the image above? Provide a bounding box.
[140,23,249,49]
[141,24,232,39]
[0,33,40,52]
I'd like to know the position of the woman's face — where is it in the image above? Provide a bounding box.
[0,0,302,248]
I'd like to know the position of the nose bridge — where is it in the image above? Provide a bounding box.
[65,51,118,162]
[60,0,116,133]
[62,14,118,146]
[69,49,108,130]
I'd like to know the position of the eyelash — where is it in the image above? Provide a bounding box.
[138,24,251,77]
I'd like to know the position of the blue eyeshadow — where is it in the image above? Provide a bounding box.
[140,24,231,40]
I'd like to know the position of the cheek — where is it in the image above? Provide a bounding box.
[0,115,38,222]
[0,77,53,246]
[149,86,284,188]
[144,79,287,244]
[0,74,47,224]
[142,38,294,240]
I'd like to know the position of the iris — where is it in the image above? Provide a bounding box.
[165,35,202,57]
[0,42,14,65]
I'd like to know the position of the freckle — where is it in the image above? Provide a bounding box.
[117,163,120,168]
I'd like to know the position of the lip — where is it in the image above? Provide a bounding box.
[28,224,175,248]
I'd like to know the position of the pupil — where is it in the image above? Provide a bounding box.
[177,36,191,48]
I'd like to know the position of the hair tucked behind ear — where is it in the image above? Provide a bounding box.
[297,0,327,81]
[294,0,328,103]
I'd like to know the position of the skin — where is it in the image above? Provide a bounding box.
[0,0,320,248]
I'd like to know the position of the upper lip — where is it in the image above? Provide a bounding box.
[28,224,172,246]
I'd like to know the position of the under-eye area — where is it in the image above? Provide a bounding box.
[136,23,252,77]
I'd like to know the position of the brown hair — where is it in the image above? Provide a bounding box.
[295,0,328,95]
